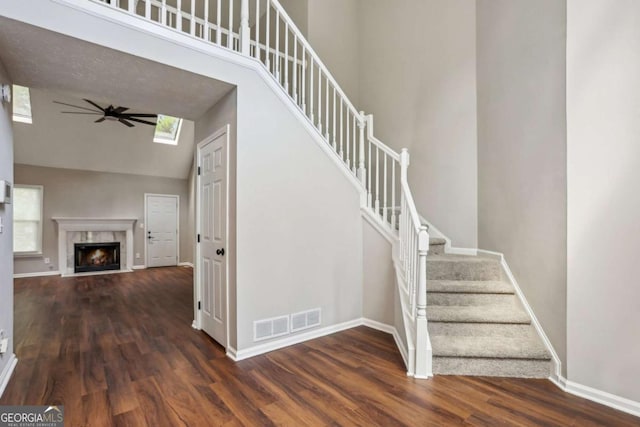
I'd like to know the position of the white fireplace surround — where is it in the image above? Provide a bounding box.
[53,218,137,276]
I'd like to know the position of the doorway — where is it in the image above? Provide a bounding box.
[196,125,229,347]
[145,193,179,268]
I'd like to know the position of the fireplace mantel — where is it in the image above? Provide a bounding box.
[53,217,137,276]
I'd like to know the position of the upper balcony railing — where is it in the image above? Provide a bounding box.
[94,0,430,377]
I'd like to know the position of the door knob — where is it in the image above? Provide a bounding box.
[216,248,225,256]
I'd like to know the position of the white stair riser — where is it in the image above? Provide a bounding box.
[427,293,516,307]
[433,357,552,378]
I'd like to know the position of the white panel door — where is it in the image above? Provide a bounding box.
[146,194,179,268]
[198,128,227,346]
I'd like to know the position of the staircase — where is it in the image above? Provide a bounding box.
[426,238,551,377]
[73,0,553,380]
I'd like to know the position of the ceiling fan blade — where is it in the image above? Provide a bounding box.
[121,113,158,118]
[126,117,157,126]
[113,106,129,114]
[53,101,101,112]
[95,117,106,123]
[61,111,103,115]
[119,118,135,127]
[83,99,106,112]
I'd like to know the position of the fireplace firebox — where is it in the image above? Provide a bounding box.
[74,242,121,273]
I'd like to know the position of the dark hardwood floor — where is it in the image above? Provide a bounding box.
[2,268,638,426]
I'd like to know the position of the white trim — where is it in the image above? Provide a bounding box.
[0,354,18,398]
[132,264,146,270]
[191,320,200,330]
[13,270,60,279]
[445,247,478,256]
[178,262,194,268]
[144,193,180,268]
[195,125,230,350]
[548,375,640,418]
[229,318,363,361]
[477,249,563,383]
[361,208,397,245]
[226,346,238,361]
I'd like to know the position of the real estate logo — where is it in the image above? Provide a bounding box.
[0,406,64,427]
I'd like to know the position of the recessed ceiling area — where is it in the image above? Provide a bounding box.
[0,16,236,179]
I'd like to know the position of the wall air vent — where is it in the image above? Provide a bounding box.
[253,315,290,342]
[290,308,322,333]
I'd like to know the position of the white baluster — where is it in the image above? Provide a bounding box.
[161,0,167,25]
[240,0,250,55]
[391,161,396,229]
[203,0,210,41]
[293,35,298,103]
[309,57,314,123]
[346,111,350,167]
[216,0,221,44]
[357,112,366,185]
[383,154,388,223]
[301,50,306,114]
[339,101,344,158]
[189,0,195,35]
[254,0,260,58]
[284,24,289,92]
[352,114,357,172]
[275,9,280,79]
[332,89,337,150]
[228,0,234,49]
[317,69,322,132]
[128,0,135,13]
[145,0,151,19]
[325,79,329,140]
[265,2,270,68]
[176,0,182,31]
[367,133,372,208]
[375,146,380,214]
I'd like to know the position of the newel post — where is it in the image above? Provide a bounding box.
[415,225,431,378]
[357,111,366,185]
[240,0,251,56]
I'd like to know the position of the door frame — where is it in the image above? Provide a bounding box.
[194,124,230,349]
[144,193,180,268]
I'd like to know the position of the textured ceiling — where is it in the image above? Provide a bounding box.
[0,16,236,179]
[0,16,234,120]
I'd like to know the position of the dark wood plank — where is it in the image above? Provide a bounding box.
[2,267,639,427]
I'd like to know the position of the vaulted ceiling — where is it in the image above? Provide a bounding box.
[0,16,235,179]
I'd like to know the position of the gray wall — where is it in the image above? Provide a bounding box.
[476,0,568,374]
[194,88,237,349]
[0,58,15,387]
[362,221,395,325]
[13,164,191,275]
[567,0,640,402]
[359,0,478,248]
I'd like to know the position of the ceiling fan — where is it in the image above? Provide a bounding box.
[54,99,157,128]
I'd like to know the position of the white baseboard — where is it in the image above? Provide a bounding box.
[178,262,194,268]
[226,346,238,360]
[191,320,199,330]
[549,375,640,418]
[0,354,18,399]
[132,265,146,270]
[477,249,563,380]
[13,271,60,279]
[229,318,363,361]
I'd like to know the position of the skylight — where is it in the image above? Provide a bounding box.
[12,85,32,124]
[154,114,183,145]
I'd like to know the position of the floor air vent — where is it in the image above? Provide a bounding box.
[291,308,322,332]
[253,315,289,342]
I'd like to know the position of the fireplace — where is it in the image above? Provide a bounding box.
[74,242,121,273]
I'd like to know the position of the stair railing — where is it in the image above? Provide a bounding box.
[91,0,430,377]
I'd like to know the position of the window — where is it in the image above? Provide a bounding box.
[13,185,43,255]
[153,114,183,145]
[12,85,33,124]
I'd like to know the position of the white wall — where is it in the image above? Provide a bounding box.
[567,0,640,403]
[362,221,394,325]
[359,0,478,248]
[476,0,568,374]
[0,57,15,393]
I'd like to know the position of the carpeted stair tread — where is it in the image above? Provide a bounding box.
[429,237,446,245]
[431,335,551,360]
[427,254,498,262]
[427,304,531,324]
[427,280,513,294]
